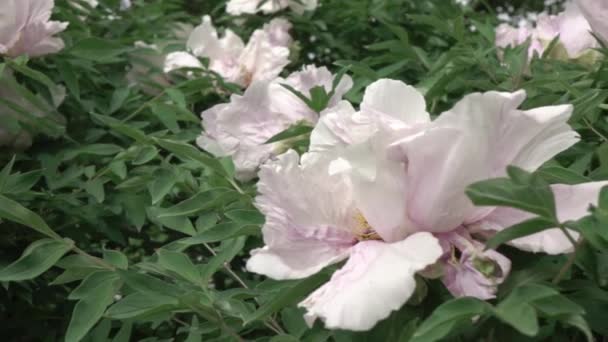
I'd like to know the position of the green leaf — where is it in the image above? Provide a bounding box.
[494,298,539,336]
[106,292,178,320]
[109,88,131,114]
[150,103,180,133]
[103,250,128,269]
[0,194,60,238]
[63,144,123,161]
[0,239,73,281]
[156,188,238,218]
[148,169,177,204]
[157,249,201,284]
[560,314,594,342]
[117,270,182,297]
[411,297,489,342]
[85,178,105,203]
[111,322,133,342]
[0,155,16,192]
[265,122,314,144]
[244,272,329,325]
[69,37,129,61]
[91,113,150,143]
[132,145,158,165]
[466,167,557,221]
[182,222,258,245]
[538,166,591,185]
[224,209,264,225]
[56,60,80,100]
[69,271,119,300]
[3,170,42,194]
[65,278,115,342]
[484,217,556,250]
[199,237,246,284]
[154,138,227,176]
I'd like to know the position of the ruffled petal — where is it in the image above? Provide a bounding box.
[394,90,578,232]
[299,233,442,331]
[247,150,358,279]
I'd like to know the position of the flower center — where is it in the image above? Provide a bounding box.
[353,211,382,241]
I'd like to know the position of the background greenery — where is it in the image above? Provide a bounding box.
[1,0,607,341]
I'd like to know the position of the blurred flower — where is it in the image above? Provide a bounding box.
[127,42,172,95]
[197,65,352,181]
[495,2,599,62]
[120,0,132,10]
[248,149,442,331]
[577,0,608,44]
[0,0,69,58]
[226,0,317,15]
[164,16,291,87]
[127,24,194,95]
[0,69,65,149]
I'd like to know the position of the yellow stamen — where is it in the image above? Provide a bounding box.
[354,211,382,241]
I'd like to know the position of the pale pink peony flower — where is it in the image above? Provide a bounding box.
[226,0,317,15]
[577,0,608,44]
[248,150,443,330]
[164,16,291,87]
[246,79,607,330]
[495,2,598,60]
[196,65,352,181]
[0,0,69,58]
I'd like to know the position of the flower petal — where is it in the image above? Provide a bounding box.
[577,0,608,44]
[361,79,429,125]
[164,51,203,73]
[477,181,608,254]
[270,65,353,124]
[247,150,357,279]
[299,232,442,331]
[394,90,578,232]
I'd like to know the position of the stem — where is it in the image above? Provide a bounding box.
[552,238,584,284]
[583,117,608,142]
[558,225,578,249]
[120,90,166,123]
[202,242,286,335]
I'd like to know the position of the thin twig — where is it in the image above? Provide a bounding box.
[202,242,286,335]
[552,238,584,284]
[120,90,166,123]
[583,117,608,142]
